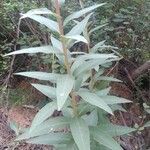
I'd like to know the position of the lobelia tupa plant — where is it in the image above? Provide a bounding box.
[5,0,136,150]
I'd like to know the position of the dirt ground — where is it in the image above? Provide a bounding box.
[0,108,52,150]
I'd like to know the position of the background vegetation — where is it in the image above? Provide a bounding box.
[0,0,149,149]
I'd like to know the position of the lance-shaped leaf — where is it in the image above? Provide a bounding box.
[78,91,113,114]
[56,75,74,110]
[73,58,118,77]
[24,14,59,32]
[26,133,72,145]
[31,84,56,99]
[30,101,57,132]
[91,44,118,53]
[4,45,56,56]
[66,13,93,36]
[15,129,30,141]
[54,142,78,150]
[51,36,72,63]
[51,36,65,63]
[91,127,123,150]
[21,8,56,19]
[15,116,70,141]
[70,117,90,150]
[64,3,106,25]
[9,121,19,136]
[74,71,91,91]
[95,124,136,137]
[64,35,88,44]
[96,76,122,82]
[16,117,69,141]
[14,71,59,82]
[143,121,150,128]
[82,110,98,126]
[91,141,109,150]
[89,23,108,35]
[76,53,117,61]
[111,104,127,112]
[95,87,111,96]
[51,36,63,52]
[72,59,102,77]
[78,103,95,116]
[30,117,70,137]
[98,95,131,105]
[90,41,106,52]
[71,53,116,73]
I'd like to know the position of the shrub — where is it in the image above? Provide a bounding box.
[6,1,136,149]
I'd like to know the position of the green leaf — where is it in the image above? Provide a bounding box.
[16,117,69,141]
[24,14,59,32]
[96,76,122,82]
[96,145,110,150]
[21,8,56,18]
[9,121,19,136]
[98,96,131,105]
[78,91,113,114]
[70,117,90,150]
[64,35,88,44]
[78,102,95,116]
[97,109,110,124]
[31,84,56,99]
[76,53,117,62]
[14,71,59,82]
[30,101,57,132]
[90,41,106,52]
[74,71,91,91]
[15,129,31,141]
[66,143,79,150]
[89,24,108,35]
[91,127,123,150]
[64,3,106,25]
[71,54,116,74]
[73,57,118,77]
[30,117,69,137]
[72,59,100,77]
[51,36,63,52]
[111,104,127,112]
[51,36,72,63]
[95,87,111,96]
[55,142,78,150]
[66,13,93,36]
[56,75,74,110]
[82,110,98,126]
[143,121,150,128]
[51,36,65,64]
[96,124,136,136]
[4,45,56,56]
[26,133,72,145]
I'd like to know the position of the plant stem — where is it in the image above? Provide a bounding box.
[55,0,70,74]
[71,92,78,116]
[55,0,77,116]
